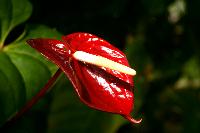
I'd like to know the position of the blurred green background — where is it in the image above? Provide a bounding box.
[0,0,200,132]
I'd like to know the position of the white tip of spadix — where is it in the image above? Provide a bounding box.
[73,51,136,76]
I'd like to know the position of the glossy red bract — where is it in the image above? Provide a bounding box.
[27,32,141,124]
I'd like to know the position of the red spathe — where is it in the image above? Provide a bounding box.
[27,32,141,123]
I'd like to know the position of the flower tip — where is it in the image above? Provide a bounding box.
[26,39,35,47]
[26,39,33,44]
[122,115,142,124]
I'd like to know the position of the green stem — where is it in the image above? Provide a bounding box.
[0,31,9,49]
[0,40,4,49]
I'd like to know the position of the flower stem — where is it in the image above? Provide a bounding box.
[3,68,62,127]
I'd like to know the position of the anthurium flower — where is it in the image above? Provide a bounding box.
[27,32,141,124]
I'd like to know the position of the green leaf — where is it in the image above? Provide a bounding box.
[6,52,51,100]
[0,24,62,127]
[47,75,125,133]
[0,0,32,47]
[10,0,32,30]
[5,24,62,73]
[0,52,26,126]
